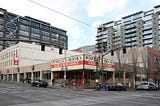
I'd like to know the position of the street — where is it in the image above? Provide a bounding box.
[0,82,160,106]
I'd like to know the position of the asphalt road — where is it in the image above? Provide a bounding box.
[0,82,160,106]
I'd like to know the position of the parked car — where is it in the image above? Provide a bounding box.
[108,83,126,91]
[31,80,48,87]
[137,82,159,91]
[95,83,102,91]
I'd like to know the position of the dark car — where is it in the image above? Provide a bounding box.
[137,82,159,91]
[31,80,48,87]
[108,83,126,91]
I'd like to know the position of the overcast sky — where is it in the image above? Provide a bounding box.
[0,0,160,50]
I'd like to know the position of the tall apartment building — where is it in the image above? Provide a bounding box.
[96,5,160,52]
[0,8,68,51]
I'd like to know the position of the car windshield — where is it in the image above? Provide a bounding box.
[141,83,148,85]
[117,83,123,86]
[33,80,42,82]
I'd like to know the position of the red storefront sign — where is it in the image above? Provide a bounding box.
[51,54,115,71]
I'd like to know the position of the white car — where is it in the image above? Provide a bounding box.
[137,82,159,91]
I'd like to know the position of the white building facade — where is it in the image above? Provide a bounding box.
[0,42,80,85]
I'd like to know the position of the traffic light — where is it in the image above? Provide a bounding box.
[32,65,34,70]
[123,47,126,54]
[59,47,63,54]
[111,50,114,56]
[41,43,45,51]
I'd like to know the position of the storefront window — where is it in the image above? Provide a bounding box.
[42,71,51,80]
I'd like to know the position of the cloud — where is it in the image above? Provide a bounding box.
[151,0,160,5]
[92,21,102,28]
[0,0,90,50]
[86,0,127,17]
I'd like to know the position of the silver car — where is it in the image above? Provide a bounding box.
[137,82,159,91]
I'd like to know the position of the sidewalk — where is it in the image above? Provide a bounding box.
[0,80,135,91]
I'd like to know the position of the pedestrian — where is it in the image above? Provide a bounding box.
[22,78,24,84]
[52,79,55,86]
[104,82,107,91]
[73,79,76,89]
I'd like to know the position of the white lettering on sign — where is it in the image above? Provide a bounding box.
[84,55,95,61]
[51,54,115,70]
[52,55,83,64]
[104,59,113,64]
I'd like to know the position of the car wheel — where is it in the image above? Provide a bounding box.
[149,87,153,91]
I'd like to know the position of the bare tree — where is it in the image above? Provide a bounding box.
[115,46,127,84]
[140,47,149,82]
[129,47,139,89]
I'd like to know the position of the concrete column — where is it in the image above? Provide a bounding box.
[51,71,54,86]
[7,74,9,81]
[40,71,42,80]
[11,70,14,81]
[31,72,34,81]
[82,70,85,85]
[17,73,20,82]
[112,71,115,83]
[24,72,27,79]
[123,71,126,85]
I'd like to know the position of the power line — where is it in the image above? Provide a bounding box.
[28,0,96,29]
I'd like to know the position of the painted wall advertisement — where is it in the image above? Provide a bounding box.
[51,54,115,71]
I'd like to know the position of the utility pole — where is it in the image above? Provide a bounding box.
[62,45,67,88]
[101,42,104,87]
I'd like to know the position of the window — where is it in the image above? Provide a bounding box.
[19,30,29,36]
[143,34,152,39]
[31,28,40,38]
[144,15,152,21]
[123,16,131,24]
[31,28,40,34]
[144,39,153,43]
[51,33,58,39]
[59,30,66,35]
[31,21,40,28]
[19,18,30,25]
[0,25,4,31]
[0,31,3,37]
[19,25,30,36]
[143,23,152,29]
[0,18,4,24]
[133,13,142,21]
[42,36,50,41]
[51,27,58,33]
[143,30,152,34]
[155,6,160,13]
[19,25,29,32]
[41,24,50,31]
[19,36,29,40]
[42,31,50,37]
